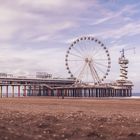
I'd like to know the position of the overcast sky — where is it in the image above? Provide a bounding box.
[0,0,140,92]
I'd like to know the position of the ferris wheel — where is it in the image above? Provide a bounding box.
[65,36,111,85]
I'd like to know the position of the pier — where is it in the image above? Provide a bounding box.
[0,77,132,98]
[0,37,134,98]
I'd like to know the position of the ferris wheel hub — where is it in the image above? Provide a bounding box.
[85,57,93,63]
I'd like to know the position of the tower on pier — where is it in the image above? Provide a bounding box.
[115,49,133,96]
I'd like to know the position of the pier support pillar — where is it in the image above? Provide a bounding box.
[130,89,132,96]
[18,85,20,97]
[6,85,8,98]
[12,86,14,98]
[0,86,2,98]
[24,85,26,96]
[57,89,60,98]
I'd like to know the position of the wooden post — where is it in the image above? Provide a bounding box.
[99,89,100,97]
[89,88,90,97]
[6,85,8,98]
[130,89,132,97]
[96,88,97,97]
[12,86,14,98]
[68,89,70,97]
[127,89,129,97]
[18,85,20,97]
[0,86,2,98]
[57,89,59,98]
[62,89,64,99]
[24,85,26,96]
[121,89,123,97]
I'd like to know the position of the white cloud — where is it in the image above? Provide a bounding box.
[92,22,140,40]
[0,5,19,40]
[30,21,76,42]
[0,5,18,21]
[0,0,91,43]
[91,3,139,26]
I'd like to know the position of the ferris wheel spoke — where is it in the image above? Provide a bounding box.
[94,48,109,58]
[85,40,93,57]
[88,64,96,83]
[68,59,84,61]
[94,52,106,58]
[77,62,88,81]
[90,44,99,55]
[94,63,106,75]
[73,64,85,76]
[94,58,108,61]
[90,41,99,54]
[93,47,104,57]
[78,41,86,55]
[90,46,96,56]
[69,61,85,77]
[80,40,91,56]
[69,52,84,59]
[72,46,85,57]
[94,61,108,68]
[81,40,88,53]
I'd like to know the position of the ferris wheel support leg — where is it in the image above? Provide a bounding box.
[76,63,87,83]
[90,63,101,84]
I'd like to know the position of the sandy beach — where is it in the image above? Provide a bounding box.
[0,97,140,140]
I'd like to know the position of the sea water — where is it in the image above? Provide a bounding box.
[131,93,140,98]
[132,93,140,96]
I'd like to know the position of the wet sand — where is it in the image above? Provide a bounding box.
[0,97,140,140]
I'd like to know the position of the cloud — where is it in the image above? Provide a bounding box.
[29,21,76,42]
[0,0,94,43]
[91,22,140,40]
[0,5,19,41]
[91,3,140,25]
[0,0,140,92]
